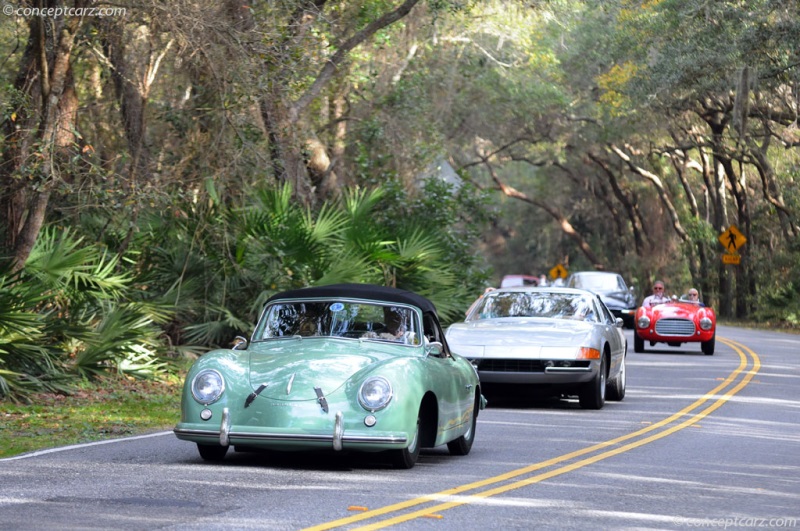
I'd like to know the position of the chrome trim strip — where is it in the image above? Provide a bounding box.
[333,411,344,451]
[219,408,230,446]
[232,432,407,444]
[174,428,219,438]
[544,366,592,373]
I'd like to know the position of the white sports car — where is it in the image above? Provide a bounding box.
[445,287,627,409]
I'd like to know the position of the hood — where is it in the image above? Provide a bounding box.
[447,318,592,347]
[650,302,711,320]
[598,290,636,310]
[246,338,407,401]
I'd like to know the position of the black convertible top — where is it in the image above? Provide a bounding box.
[266,283,438,315]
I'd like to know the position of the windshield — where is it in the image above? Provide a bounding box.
[570,274,625,292]
[468,291,596,321]
[254,300,421,346]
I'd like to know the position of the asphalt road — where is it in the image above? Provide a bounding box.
[1,325,799,530]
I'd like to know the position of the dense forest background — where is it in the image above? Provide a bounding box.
[2,0,798,400]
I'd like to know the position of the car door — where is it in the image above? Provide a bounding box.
[594,295,625,376]
[421,312,473,436]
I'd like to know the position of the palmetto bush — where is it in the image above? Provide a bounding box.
[0,228,170,400]
[133,181,490,351]
[0,267,63,399]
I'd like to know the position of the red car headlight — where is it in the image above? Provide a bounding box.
[699,317,713,331]
[637,316,651,328]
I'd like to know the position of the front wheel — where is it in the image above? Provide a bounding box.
[606,354,626,401]
[633,333,644,353]
[391,412,421,469]
[579,355,606,409]
[447,394,479,456]
[701,334,715,355]
[197,443,228,461]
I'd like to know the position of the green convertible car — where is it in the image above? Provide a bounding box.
[174,283,485,468]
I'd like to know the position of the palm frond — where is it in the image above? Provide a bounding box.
[73,305,163,379]
[25,227,130,298]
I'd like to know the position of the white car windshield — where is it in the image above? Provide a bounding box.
[469,292,594,321]
[570,273,625,292]
[255,300,420,345]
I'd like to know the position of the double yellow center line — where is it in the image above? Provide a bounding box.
[305,337,760,531]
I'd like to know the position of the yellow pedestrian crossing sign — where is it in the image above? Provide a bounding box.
[719,225,746,254]
[549,264,568,280]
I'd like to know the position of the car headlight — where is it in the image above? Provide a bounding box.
[637,316,651,328]
[191,369,225,405]
[699,317,713,331]
[358,376,393,411]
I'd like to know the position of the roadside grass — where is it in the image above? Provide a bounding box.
[718,318,800,334]
[0,369,186,459]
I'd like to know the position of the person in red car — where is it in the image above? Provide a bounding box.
[686,288,706,307]
[642,280,670,307]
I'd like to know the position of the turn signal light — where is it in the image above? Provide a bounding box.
[577,347,601,359]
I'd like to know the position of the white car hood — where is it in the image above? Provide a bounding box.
[445,318,593,359]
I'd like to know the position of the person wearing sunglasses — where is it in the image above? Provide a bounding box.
[642,280,670,307]
[685,288,706,307]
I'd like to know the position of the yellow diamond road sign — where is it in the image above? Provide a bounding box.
[549,264,568,280]
[719,225,746,254]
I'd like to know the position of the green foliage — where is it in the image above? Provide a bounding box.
[226,180,492,324]
[751,238,800,326]
[0,228,171,401]
[0,258,70,400]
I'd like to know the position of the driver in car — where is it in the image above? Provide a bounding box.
[642,280,670,307]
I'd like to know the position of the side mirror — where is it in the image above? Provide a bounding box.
[426,341,444,357]
[232,336,248,350]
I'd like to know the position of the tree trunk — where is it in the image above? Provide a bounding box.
[258,0,421,204]
[1,9,84,271]
[586,153,647,256]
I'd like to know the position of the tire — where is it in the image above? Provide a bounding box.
[197,443,228,461]
[579,354,606,409]
[633,333,644,353]
[391,412,421,469]
[702,334,715,355]
[606,354,626,401]
[447,394,479,456]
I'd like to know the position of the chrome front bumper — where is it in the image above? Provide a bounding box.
[174,408,408,450]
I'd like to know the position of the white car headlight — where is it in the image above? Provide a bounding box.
[637,316,651,328]
[699,317,713,331]
[358,376,393,411]
[191,369,225,405]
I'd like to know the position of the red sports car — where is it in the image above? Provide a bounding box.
[634,296,716,355]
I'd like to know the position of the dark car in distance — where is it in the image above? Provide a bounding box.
[566,271,637,328]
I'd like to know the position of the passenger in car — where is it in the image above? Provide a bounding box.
[686,288,705,307]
